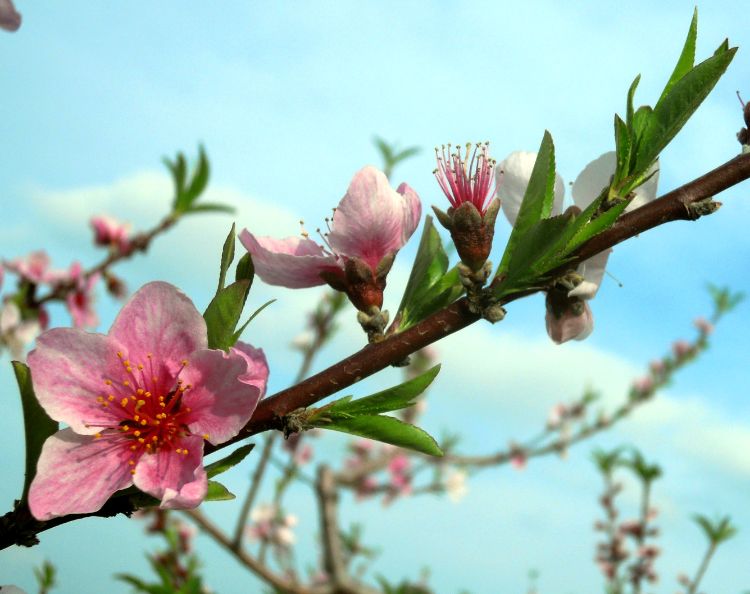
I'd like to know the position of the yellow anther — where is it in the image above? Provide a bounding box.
[145,443,152,450]
[145,392,152,398]
[94,433,102,439]
[136,389,144,395]
[138,438,145,444]
[140,420,147,426]
[125,367,132,373]
[121,398,129,407]
[96,396,104,403]
[202,433,210,440]
[179,386,186,392]
[130,445,137,450]
[151,435,158,441]
[137,364,144,370]
[104,379,112,385]
[134,430,141,437]
[116,351,123,358]
[159,402,166,408]
[124,360,130,366]
[130,469,136,475]
[134,415,140,422]
[102,402,109,407]
[154,420,160,425]
[181,359,188,366]
[131,395,136,400]
[182,449,189,455]
[122,425,130,431]
[128,460,135,466]
[123,380,130,387]
[136,399,146,408]
[107,395,115,402]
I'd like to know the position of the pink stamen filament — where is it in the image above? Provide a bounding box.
[434,142,496,215]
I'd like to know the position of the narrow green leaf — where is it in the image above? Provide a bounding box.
[396,216,450,329]
[657,8,698,105]
[403,267,463,330]
[635,45,736,173]
[232,298,276,343]
[613,114,632,186]
[567,199,629,253]
[326,365,440,417]
[217,223,236,293]
[206,480,236,501]
[235,252,255,283]
[183,203,235,215]
[13,362,58,501]
[632,105,653,140]
[626,74,641,130]
[185,145,210,207]
[205,443,255,479]
[203,279,251,350]
[323,415,443,457]
[497,130,556,277]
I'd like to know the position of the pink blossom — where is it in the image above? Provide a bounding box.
[649,359,666,375]
[434,143,496,216]
[65,262,100,329]
[3,251,66,285]
[0,0,21,32]
[672,340,692,358]
[247,504,297,548]
[387,454,412,496]
[27,282,269,520]
[355,476,378,500]
[632,376,654,396]
[240,166,421,310]
[90,215,132,254]
[0,301,41,359]
[545,298,594,344]
[693,317,714,335]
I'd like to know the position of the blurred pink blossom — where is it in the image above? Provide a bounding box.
[90,215,132,254]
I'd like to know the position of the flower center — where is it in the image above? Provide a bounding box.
[92,351,209,475]
[433,142,496,215]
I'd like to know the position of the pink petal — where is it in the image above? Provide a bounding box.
[181,349,261,445]
[545,301,594,344]
[133,434,207,509]
[28,428,134,520]
[0,0,21,33]
[231,342,270,397]
[239,230,338,288]
[109,282,207,377]
[496,151,565,226]
[327,166,422,269]
[27,329,126,434]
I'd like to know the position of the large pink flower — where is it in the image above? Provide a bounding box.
[27,282,269,520]
[239,166,421,309]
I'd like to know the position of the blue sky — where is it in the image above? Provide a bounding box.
[2,1,750,592]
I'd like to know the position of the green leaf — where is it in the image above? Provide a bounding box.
[324,365,440,418]
[205,443,255,479]
[205,480,236,501]
[635,43,736,173]
[185,145,210,207]
[657,8,698,105]
[567,198,629,253]
[183,203,235,215]
[497,130,556,278]
[13,362,58,501]
[631,105,653,140]
[613,114,632,187]
[323,415,443,457]
[232,298,276,343]
[217,223,236,293]
[203,280,251,350]
[395,217,462,331]
[235,252,255,282]
[626,74,641,130]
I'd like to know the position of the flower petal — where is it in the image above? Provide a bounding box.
[231,341,270,397]
[133,434,207,509]
[109,282,207,376]
[327,166,422,269]
[496,151,565,226]
[27,329,126,433]
[28,428,134,520]
[181,349,261,445]
[569,249,612,299]
[571,152,616,208]
[239,230,337,288]
[545,300,594,344]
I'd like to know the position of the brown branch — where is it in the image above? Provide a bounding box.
[181,508,325,594]
[1,153,749,549]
